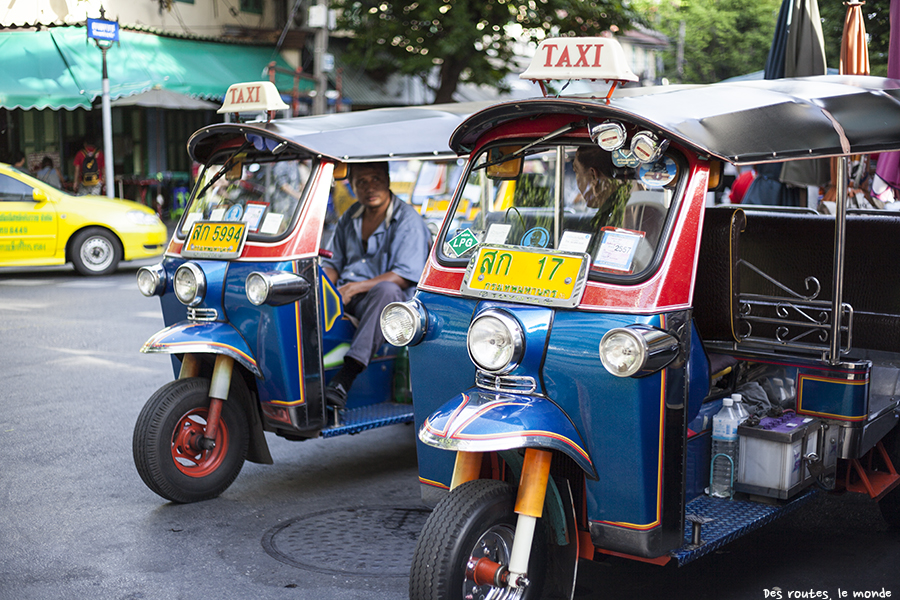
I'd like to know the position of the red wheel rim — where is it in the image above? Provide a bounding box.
[170,407,229,478]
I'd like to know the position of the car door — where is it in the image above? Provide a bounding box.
[0,172,58,262]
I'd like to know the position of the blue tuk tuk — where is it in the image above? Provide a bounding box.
[379,37,900,599]
[132,82,487,503]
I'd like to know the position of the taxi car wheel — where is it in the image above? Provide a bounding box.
[71,227,121,276]
[409,479,546,600]
[132,377,249,504]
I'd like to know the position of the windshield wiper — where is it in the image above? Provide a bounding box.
[472,121,584,171]
[195,141,253,200]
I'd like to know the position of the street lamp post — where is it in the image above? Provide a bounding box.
[87,7,118,199]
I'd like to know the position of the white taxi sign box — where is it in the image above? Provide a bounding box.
[520,37,638,84]
[218,81,289,115]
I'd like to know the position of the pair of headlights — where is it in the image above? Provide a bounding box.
[136,262,309,307]
[381,302,680,378]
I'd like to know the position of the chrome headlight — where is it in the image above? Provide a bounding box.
[245,271,310,306]
[467,310,524,374]
[380,300,427,347]
[599,326,680,378]
[173,262,206,306]
[136,263,166,297]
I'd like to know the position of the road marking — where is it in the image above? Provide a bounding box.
[0,279,55,286]
[0,302,50,311]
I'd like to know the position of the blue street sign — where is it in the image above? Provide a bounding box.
[87,18,119,42]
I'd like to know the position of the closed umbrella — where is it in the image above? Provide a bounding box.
[823,0,873,207]
[840,1,870,75]
[875,0,900,193]
[779,0,829,192]
[764,0,792,79]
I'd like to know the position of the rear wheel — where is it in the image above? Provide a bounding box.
[71,227,120,275]
[133,377,249,503]
[409,479,546,600]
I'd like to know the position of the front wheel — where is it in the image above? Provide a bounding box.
[71,227,121,276]
[409,479,546,600]
[133,377,249,503]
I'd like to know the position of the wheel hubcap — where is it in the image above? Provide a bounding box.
[463,524,524,600]
[170,408,229,477]
[80,236,114,271]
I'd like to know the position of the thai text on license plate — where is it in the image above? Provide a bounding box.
[182,221,248,259]
[461,245,589,308]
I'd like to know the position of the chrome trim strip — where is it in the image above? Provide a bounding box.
[187,307,219,322]
[475,370,537,394]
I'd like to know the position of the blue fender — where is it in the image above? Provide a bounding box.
[141,321,261,378]
[419,389,596,479]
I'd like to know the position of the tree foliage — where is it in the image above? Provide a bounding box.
[637,0,890,84]
[636,0,782,83]
[332,0,639,104]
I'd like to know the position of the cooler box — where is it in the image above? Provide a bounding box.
[735,413,829,499]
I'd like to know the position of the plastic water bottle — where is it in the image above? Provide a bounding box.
[732,393,750,422]
[710,397,741,499]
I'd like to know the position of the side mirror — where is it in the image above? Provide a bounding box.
[32,188,48,203]
[707,160,724,191]
[225,160,243,181]
[486,146,523,180]
[332,161,348,181]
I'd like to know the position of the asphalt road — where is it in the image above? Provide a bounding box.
[1,261,899,600]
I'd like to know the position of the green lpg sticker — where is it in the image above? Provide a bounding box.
[446,229,480,257]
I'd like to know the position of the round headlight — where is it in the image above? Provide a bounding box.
[381,301,426,347]
[173,263,206,306]
[467,310,524,374]
[246,272,269,306]
[136,263,166,297]
[599,328,647,377]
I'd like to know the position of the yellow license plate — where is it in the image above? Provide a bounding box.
[182,221,248,259]
[461,246,589,308]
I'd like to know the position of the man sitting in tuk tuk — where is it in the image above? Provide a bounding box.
[321,162,432,410]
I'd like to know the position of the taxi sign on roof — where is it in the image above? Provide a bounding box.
[218,81,289,114]
[520,37,638,83]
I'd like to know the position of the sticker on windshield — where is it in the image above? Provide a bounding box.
[612,149,641,168]
[521,227,550,248]
[594,227,645,273]
[447,229,480,257]
[484,223,512,245]
[225,204,244,220]
[638,156,677,188]
[243,201,268,232]
[558,231,592,253]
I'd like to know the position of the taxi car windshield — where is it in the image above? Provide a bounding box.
[180,157,314,239]
[436,143,682,281]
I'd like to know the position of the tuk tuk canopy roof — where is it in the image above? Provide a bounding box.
[188,101,493,164]
[450,75,900,165]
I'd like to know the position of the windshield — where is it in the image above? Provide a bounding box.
[180,157,314,239]
[437,143,682,280]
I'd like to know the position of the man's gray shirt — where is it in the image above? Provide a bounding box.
[322,194,431,299]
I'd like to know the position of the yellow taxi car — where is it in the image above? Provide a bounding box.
[0,163,168,275]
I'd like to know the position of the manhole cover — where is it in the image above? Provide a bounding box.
[262,506,431,577]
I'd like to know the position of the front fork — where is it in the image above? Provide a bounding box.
[180,353,233,449]
[455,448,552,590]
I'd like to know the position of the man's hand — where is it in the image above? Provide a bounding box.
[336,271,409,305]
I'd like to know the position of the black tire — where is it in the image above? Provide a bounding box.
[71,227,121,276]
[878,425,900,527]
[409,479,546,600]
[133,377,249,503]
